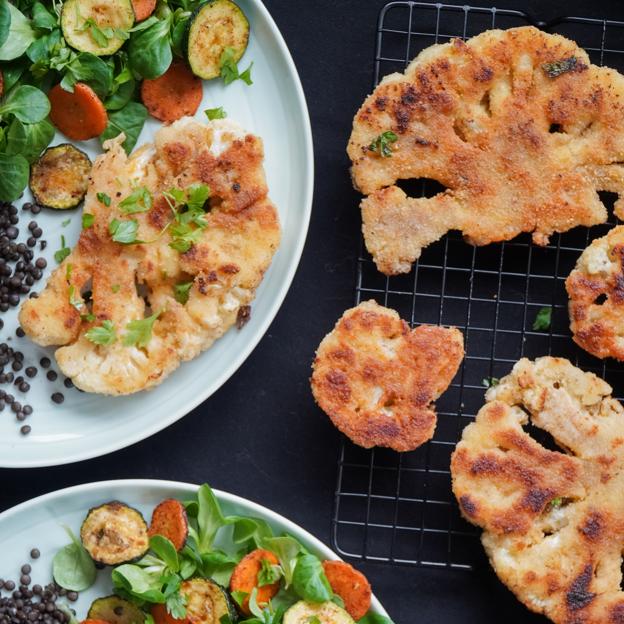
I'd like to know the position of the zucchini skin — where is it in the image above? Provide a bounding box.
[61,0,135,56]
[29,144,91,210]
[88,595,146,624]
[283,601,355,624]
[80,501,149,565]
[186,0,250,80]
[181,578,237,624]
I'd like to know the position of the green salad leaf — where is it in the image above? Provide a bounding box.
[60,52,113,99]
[100,101,147,154]
[128,16,172,79]
[52,526,97,592]
[0,3,35,61]
[5,117,54,163]
[31,2,58,31]
[0,1,11,49]
[0,85,50,124]
[0,153,29,201]
[292,554,333,603]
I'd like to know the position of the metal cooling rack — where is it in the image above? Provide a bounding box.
[331,1,624,570]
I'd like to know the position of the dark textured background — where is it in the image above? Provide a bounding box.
[2,1,624,622]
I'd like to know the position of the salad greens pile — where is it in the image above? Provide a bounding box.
[52,484,394,624]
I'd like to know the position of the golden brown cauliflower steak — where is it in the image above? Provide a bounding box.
[311,300,464,452]
[451,357,624,624]
[19,118,281,395]
[348,26,624,275]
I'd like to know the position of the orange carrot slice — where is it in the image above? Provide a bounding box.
[131,0,157,21]
[322,560,372,620]
[48,83,108,141]
[230,549,280,615]
[148,498,188,551]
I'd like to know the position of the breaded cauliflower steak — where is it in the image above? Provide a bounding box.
[451,357,624,624]
[311,300,464,451]
[348,26,624,275]
[567,225,624,360]
[19,118,281,395]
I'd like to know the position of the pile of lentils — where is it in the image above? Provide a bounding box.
[0,550,78,624]
[0,200,76,436]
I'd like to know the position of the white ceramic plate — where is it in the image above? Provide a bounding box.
[0,480,389,621]
[0,0,313,467]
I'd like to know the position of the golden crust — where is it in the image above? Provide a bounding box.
[566,225,624,360]
[311,300,464,452]
[348,27,624,275]
[451,357,624,624]
[19,118,281,395]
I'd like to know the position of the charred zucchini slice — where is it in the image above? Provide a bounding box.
[283,601,355,624]
[88,596,146,624]
[30,144,91,210]
[80,501,149,565]
[62,0,134,56]
[186,0,249,80]
[181,578,236,624]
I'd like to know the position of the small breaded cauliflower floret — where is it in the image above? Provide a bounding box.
[19,118,281,395]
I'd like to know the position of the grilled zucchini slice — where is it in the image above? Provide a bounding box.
[62,0,134,56]
[30,144,91,210]
[181,578,236,624]
[186,0,249,79]
[88,596,146,624]
[80,501,149,565]
[284,601,355,624]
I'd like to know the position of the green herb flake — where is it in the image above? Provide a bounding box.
[219,47,253,86]
[123,310,161,348]
[542,56,578,78]
[61,218,71,227]
[369,131,398,157]
[205,107,227,120]
[257,557,282,588]
[549,497,563,509]
[230,591,248,608]
[82,213,95,229]
[81,313,96,323]
[482,377,500,389]
[85,320,116,346]
[52,527,96,591]
[532,306,552,331]
[97,192,111,207]
[174,282,193,304]
[119,186,152,214]
[109,218,139,244]
[111,284,120,293]
[308,618,321,624]
[68,285,83,311]
[54,235,70,263]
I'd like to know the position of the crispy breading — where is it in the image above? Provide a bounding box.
[311,300,464,452]
[19,118,281,395]
[451,357,624,624]
[348,26,624,275]
[566,225,624,360]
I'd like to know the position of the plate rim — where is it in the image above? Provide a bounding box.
[1,0,314,468]
[0,478,389,618]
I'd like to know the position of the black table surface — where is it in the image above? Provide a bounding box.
[2,0,624,622]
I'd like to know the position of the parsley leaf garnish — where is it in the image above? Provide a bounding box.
[54,235,71,263]
[219,47,253,86]
[257,558,282,587]
[186,183,210,212]
[542,56,578,78]
[97,192,111,207]
[85,320,116,346]
[82,213,95,229]
[173,282,193,304]
[369,131,398,157]
[123,310,161,348]
[119,187,152,215]
[68,285,83,311]
[109,218,139,244]
[205,107,227,120]
[549,497,563,509]
[482,377,499,388]
[61,218,71,227]
[111,284,120,294]
[532,306,552,331]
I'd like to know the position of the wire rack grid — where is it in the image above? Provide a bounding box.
[331,2,624,571]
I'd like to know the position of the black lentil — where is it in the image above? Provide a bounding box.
[51,393,64,405]
[29,551,39,560]
[62,378,73,389]
[25,367,37,378]
[19,425,30,435]
[46,371,57,382]
[39,358,50,369]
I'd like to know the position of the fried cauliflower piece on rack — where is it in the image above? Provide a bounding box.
[311,300,464,451]
[348,26,624,275]
[19,118,281,395]
[451,357,624,624]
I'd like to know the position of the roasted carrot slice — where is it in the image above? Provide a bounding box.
[140,60,203,123]
[148,498,188,551]
[322,560,372,620]
[151,603,188,624]
[48,83,108,141]
[131,0,156,21]
[230,549,280,615]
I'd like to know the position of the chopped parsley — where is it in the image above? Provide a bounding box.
[68,285,82,311]
[111,284,120,293]
[532,306,552,331]
[173,282,193,304]
[482,377,499,388]
[549,497,563,509]
[542,56,578,78]
[61,218,71,227]
[78,17,128,48]
[82,213,95,229]
[308,618,321,624]
[205,107,227,120]
[164,183,211,253]
[123,310,161,348]
[257,558,282,587]
[97,192,111,207]
[119,187,152,215]
[219,47,253,86]
[85,320,116,346]
[109,218,140,244]
[369,131,398,157]
[54,235,71,263]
